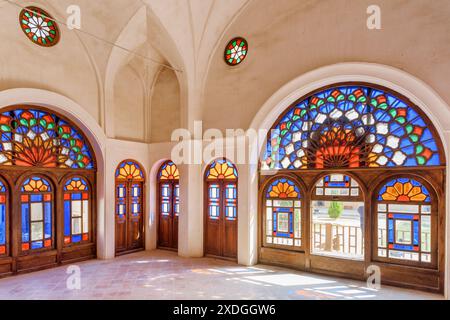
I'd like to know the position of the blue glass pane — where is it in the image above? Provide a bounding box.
[31,241,43,250]
[71,193,82,200]
[21,203,30,242]
[44,202,52,239]
[72,235,82,243]
[30,194,43,202]
[0,204,5,245]
[64,201,71,237]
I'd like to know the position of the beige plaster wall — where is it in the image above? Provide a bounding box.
[151,68,181,142]
[203,0,450,131]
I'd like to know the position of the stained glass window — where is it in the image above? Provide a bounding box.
[21,177,53,252]
[224,37,248,66]
[0,108,94,169]
[115,160,145,181]
[377,178,433,263]
[262,85,443,170]
[206,159,238,180]
[315,174,361,197]
[63,177,89,245]
[265,178,302,248]
[19,6,60,47]
[0,180,7,255]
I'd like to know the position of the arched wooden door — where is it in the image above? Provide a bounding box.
[157,161,180,250]
[115,160,145,255]
[204,159,238,259]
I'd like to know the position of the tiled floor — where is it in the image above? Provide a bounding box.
[0,250,443,300]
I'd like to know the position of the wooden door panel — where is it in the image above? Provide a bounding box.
[173,216,178,249]
[224,221,237,258]
[159,216,170,247]
[205,221,221,256]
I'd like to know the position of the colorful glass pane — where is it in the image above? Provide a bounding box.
[116,183,127,218]
[64,177,89,191]
[225,184,237,220]
[0,108,94,169]
[208,184,220,219]
[206,159,238,180]
[224,37,248,66]
[0,180,6,255]
[262,86,442,170]
[63,177,89,245]
[115,161,145,181]
[266,178,300,199]
[21,176,51,192]
[378,178,430,202]
[19,7,60,47]
[377,179,432,263]
[21,177,52,252]
[159,161,180,180]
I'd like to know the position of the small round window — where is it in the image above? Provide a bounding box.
[224,37,248,66]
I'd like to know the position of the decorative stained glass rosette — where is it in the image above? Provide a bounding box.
[224,37,248,66]
[20,6,60,47]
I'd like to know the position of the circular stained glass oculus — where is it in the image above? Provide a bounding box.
[224,37,248,66]
[19,6,60,47]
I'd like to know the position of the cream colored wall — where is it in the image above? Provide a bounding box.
[151,68,181,142]
[113,64,146,141]
[203,0,450,131]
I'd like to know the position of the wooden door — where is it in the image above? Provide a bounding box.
[158,182,179,249]
[205,181,237,259]
[115,181,144,254]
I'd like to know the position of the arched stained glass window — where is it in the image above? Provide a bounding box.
[0,108,94,169]
[63,177,90,245]
[21,176,53,252]
[0,180,7,255]
[19,6,60,47]
[376,178,434,264]
[262,85,443,170]
[115,160,145,254]
[264,178,302,248]
[224,37,248,66]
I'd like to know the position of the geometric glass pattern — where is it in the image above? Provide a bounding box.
[378,178,431,203]
[63,177,89,245]
[158,161,179,180]
[0,180,6,255]
[265,178,302,248]
[262,85,442,170]
[266,178,300,199]
[115,160,145,181]
[377,178,432,263]
[206,158,238,180]
[19,7,60,47]
[224,37,248,66]
[20,176,53,252]
[315,174,361,197]
[0,108,94,169]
